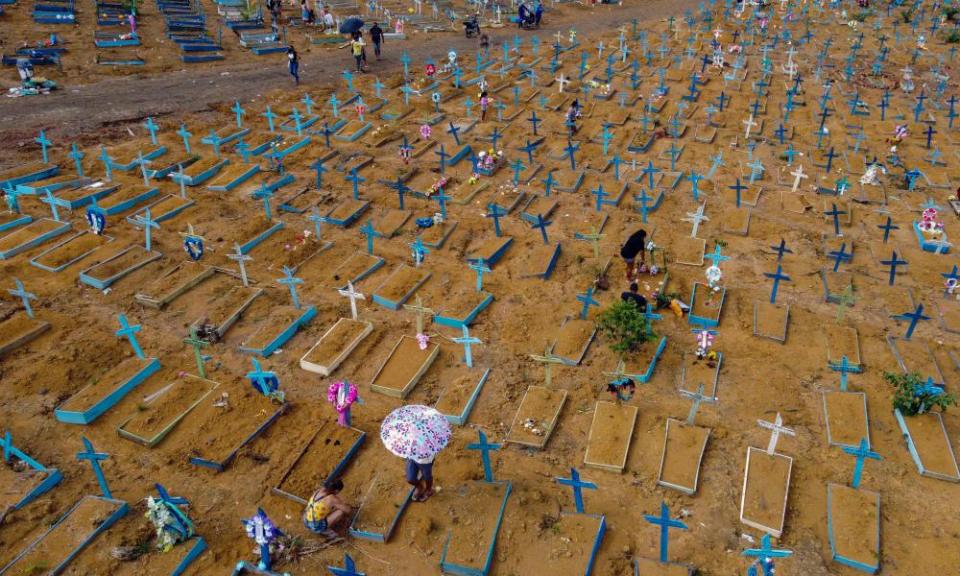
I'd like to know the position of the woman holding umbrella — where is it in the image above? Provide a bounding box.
[381,405,452,502]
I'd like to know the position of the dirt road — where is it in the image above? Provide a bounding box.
[0,0,699,148]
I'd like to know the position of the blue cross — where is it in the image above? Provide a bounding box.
[464,96,474,118]
[388,177,411,210]
[877,216,898,243]
[35,130,51,164]
[277,266,304,309]
[764,264,790,304]
[116,313,146,359]
[829,355,861,392]
[447,122,461,146]
[705,244,730,268]
[302,93,315,115]
[531,213,552,244]
[247,358,279,396]
[470,258,491,292]
[410,237,429,266]
[942,265,960,293]
[518,139,539,164]
[576,286,600,320]
[592,183,614,212]
[329,93,340,118]
[436,144,450,175]
[289,107,304,136]
[7,278,37,319]
[555,468,597,514]
[232,100,245,127]
[634,189,652,223]
[401,51,411,77]
[453,325,481,368]
[308,207,324,241]
[67,143,85,177]
[892,303,930,340]
[511,159,526,185]
[528,111,541,135]
[824,203,846,236]
[177,123,192,152]
[881,251,907,286]
[486,203,506,237]
[328,553,365,576]
[564,139,580,171]
[729,178,747,208]
[143,117,159,145]
[643,501,688,564]
[842,438,881,489]
[311,158,327,189]
[40,188,61,222]
[642,160,661,188]
[77,437,113,499]
[829,242,852,272]
[742,534,792,576]
[346,168,365,200]
[433,188,451,220]
[642,302,661,337]
[687,171,704,202]
[490,127,503,151]
[130,205,160,250]
[770,239,792,262]
[359,219,381,255]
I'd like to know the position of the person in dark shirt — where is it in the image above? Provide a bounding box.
[621,283,648,311]
[620,228,647,280]
[369,22,384,60]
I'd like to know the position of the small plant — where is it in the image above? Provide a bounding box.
[597,300,655,357]
[901,8,914,23]
[946,29,960,43]
[852,10,870,22]
[944,5,960,21]
[885,371,957,416]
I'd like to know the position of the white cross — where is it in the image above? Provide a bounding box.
[790,164,808,194]
[757,412,795,455]
[683,203,709,238]
[713,26,723,39]
[555,30,563,45]
[742,114,758,139]
[338,281,365,320]
[556,73,569,93]
[227,243,252,287]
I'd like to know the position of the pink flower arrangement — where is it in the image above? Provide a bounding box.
[327,380,359,426]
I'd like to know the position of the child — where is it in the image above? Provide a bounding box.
[303,479,351,538]
[479,90,490,121]
[620,228,647,280]
[351,34,366,72]
[406,456,435,502]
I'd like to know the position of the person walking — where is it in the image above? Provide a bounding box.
[369,22,384,60]
[287,45,300,85]
[350,32,366,72]
[479,90,489,121]
[620,228,647,280]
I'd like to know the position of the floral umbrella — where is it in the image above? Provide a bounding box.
[380,405,452,463]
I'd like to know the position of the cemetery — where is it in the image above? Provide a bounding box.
[3,0,960,574]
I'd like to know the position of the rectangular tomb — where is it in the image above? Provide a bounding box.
[272,421,366,504]
[584,401,638,473]
[369,335,440,398]
[300,318,374,377]
[505,386,567,449]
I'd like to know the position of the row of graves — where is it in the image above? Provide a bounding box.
[2,0,960,574]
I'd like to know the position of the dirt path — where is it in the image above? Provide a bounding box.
[0,0,698,146]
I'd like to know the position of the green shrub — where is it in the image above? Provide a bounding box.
[597,300,654,356]
[886,371,956,416]
[946,29,960,43]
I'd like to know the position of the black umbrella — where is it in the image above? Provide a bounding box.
[339,17,364,34]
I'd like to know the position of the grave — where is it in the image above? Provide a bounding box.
[0,162,59,190]
[518,242,562,279]
[116,372,222,447]
[754,301,790,343]
[678,352,723,399]
[893,409,960,482]
[372,208,412,238]
[583,401,637,473]
[886,336,946,386]
[419,220,458,248]
[372,264,431,310]
[438,480,512,576]
[740,415,794,538]
[622,336,668,383]
[506,386,567,449]
[822,390,870,450]
[0,218,72,259]
[207,162,261,192]
[826,440,883,574]
[79,246,163,289]
[300,318,374,376]
[317,250,384,289]
[234,216,284,254]
[134,261,214,308]
[369,335,440,398]
[0,212,32,234]
[826,326,862,368]
[238,303,317,357]
[0,313,51,357]
[97,184,160,215]
[271,421,366,504]
[348,471,415,543]
[467,236,514,267]
[55,356,161,425]
[29,231,114,273]
[688,283,725,327]
[435,368,491,426]
[550,317,597,365]
[185,382,286,472]
[657,417,711,495]
[324,198,370,227]
[169,156,229,186]
[672,237,706,266]
[512,513,606,576]
[0,432,63,513]
[434,290,495,329]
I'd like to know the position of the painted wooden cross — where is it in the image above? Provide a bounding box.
[757,413,795,455]
[232,100,245,128]
[877,216,898,243]
[641,160,661,188]
[705,244,729,269]
[77,436,114,499]
[729,178,747,208]
[132,207,160,252]
[277,266,304,309]
[346,168,365,200]
[41,188,61,222]
[529,347,564,387]
[410,237,429,267]
[577,227,604,259]
[828,355,860,392]
[764,264,790,304]
[143,117,159,145]
[531,213,552,244]
[644,501,688,564]
[577,286,600,320]
[881,251,907,286]
[789,164,808,194]
[116,313,146,359]
[679,383,714,426]
[556,73,569,92]
[542,171,556,197]
[771,239,792,261]
[7,278,37,319]
[247,358,279,397]
[35,130,51,164]
[183,326,209,378]
[564,139,580,171]
[177,123,192,152]
[338,281,365,320]
[528,110,541,135]
[742,534,792,576]
[242,508,283,572]
[403,295,434,335]
[328,553,365,576]
[742,114,758,139]
[258,183,274,222]
[486,203,507,237]
[261,106,277,132]
[228,243,252,287]
[359,219,381,255]
[892,303,930,340]
[683,203,709,238]
[842,438,881,489]
[467,430,501,483]
[432,188,451,221]
[470,258,492,292]
[66,143,84,177]
[519,139,539,164]
[555,467,596,514]
[387,177,410,210]
[829,242,852,272]
[824,203,847,237]
[453,325,481,368]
